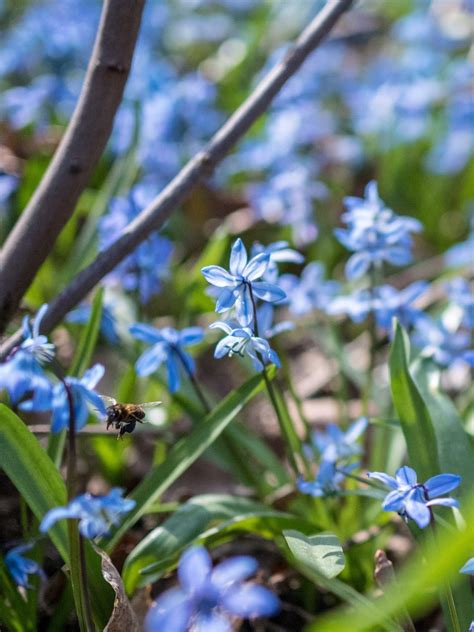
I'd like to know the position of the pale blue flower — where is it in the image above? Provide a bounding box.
[297,461,356,497]
[144,545,279,632]
[130,323,204,393]
[40,488,135,539]
[279,262,340,317]
[460,558,474,575]
[327,289,374,323]
[445,278,474,329]
[311,418,368,464]
[335,181,422,280]
[5,543,43,588]
[20,364,106,432]
[0,350,52,408]
[210,321,280,372]
[372,281,428,332]
[412,315,473,367]
[250,240,304,284]
[368,466,460,529]
[20,303,55,362]
[202,238,285,326]
[257,304,293,340]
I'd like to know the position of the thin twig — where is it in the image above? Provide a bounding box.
[0,0,145,331]
[0,0,353,359]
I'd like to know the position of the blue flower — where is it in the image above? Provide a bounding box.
[144,545,279,632]
[67,302,119,345]
[20,364,106,432]
[297,461,357,497]
[40,488,136,539]
[311,418,368,464]
[202,238,286,326]
[250,240,304,284]
[279,262,340,317]
[372,281,429,332]
[335,181,422,280]
[445,278,474,329]
[99,184,174,304]
[210,321,280,372]
[20,303,55,362]
[411,314,473,367]
[5,543,43,588]
[257,304,293,340]
[130,323,204,393]
[327,288,374,323]
[0,350,52,407]
[368,466,461,529]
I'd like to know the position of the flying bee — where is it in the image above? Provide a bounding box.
[101,396,162,439]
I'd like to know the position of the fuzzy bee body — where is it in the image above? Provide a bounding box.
[101,398,161,439]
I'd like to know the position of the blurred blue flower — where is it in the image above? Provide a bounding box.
[21,364,106,432]
[67,302,119,345]
[460,558,474,575]
[99,184,174,304]
[279,262,340,317]
[250,168,323,246]
[202,238,285,326]
[40,488,135,539]
[372,281,428,332]
[445,278,474,329]
[412,314,473,367]
[368,465,460,529]
[130,323,204,393]
[257,304,293,340]
[144,545,279,632]
[250,240,304,284]
[210,321,280,372]
[335,181,422,280]
[0,350,52,408]
[5,543,43,589]
[327,288,374,324]
[311,418,368,464]
[20,304,55,362]
[297,461,356,498]
[444,213,474,269]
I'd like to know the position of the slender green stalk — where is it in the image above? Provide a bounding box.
[248,284,303,477]
[64,382,94,632]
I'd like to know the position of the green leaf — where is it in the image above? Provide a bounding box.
[139,510,318,586]
[388,321,439,479]
[122,494,269,592]
[412,359,474,492]
[0,405,114,628]
[69,286,104,378]
[283,530,345,580]
[103,370,269,550]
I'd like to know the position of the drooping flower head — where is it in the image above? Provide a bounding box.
[368,465,461,529]
[40,488,136,539]
[20,364,106,432]
[20,304,55,362]
[202,238,286,326]
[210,321,280,372]
[335,181,422,280]
[144,545,280,632]
[5,543,44,588]
[130,323,204,393]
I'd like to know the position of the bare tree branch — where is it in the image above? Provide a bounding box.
[0,0,145,331]
[0,0,353,359]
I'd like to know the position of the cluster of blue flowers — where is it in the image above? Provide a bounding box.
[202,238,296,371]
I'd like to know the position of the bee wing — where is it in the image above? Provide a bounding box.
[100,395,117,407]
[137,401,162,409]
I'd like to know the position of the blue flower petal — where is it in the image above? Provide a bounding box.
[129,323,164,344]
[405,491,431,528]
[243,253,269,281]
[395,466,418,487]
[460,558,474,575]
[202,266,236,288]
[221,584,280,618]
[145,588,191,632]
[212,556,258,589]
[251,281,286,303]
[229,238,248,276]
[194,612,231,632]
[424,473,461,498]
[345,252,370,280]
[166,355,181,393]
[178,546,212,596]
[135,344,167,376]
[216,287,238,313]
[40,506,78,532]
[367,472,398,489]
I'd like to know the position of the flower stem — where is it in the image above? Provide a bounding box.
[248,284,303,477]
[64,381,94,632]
